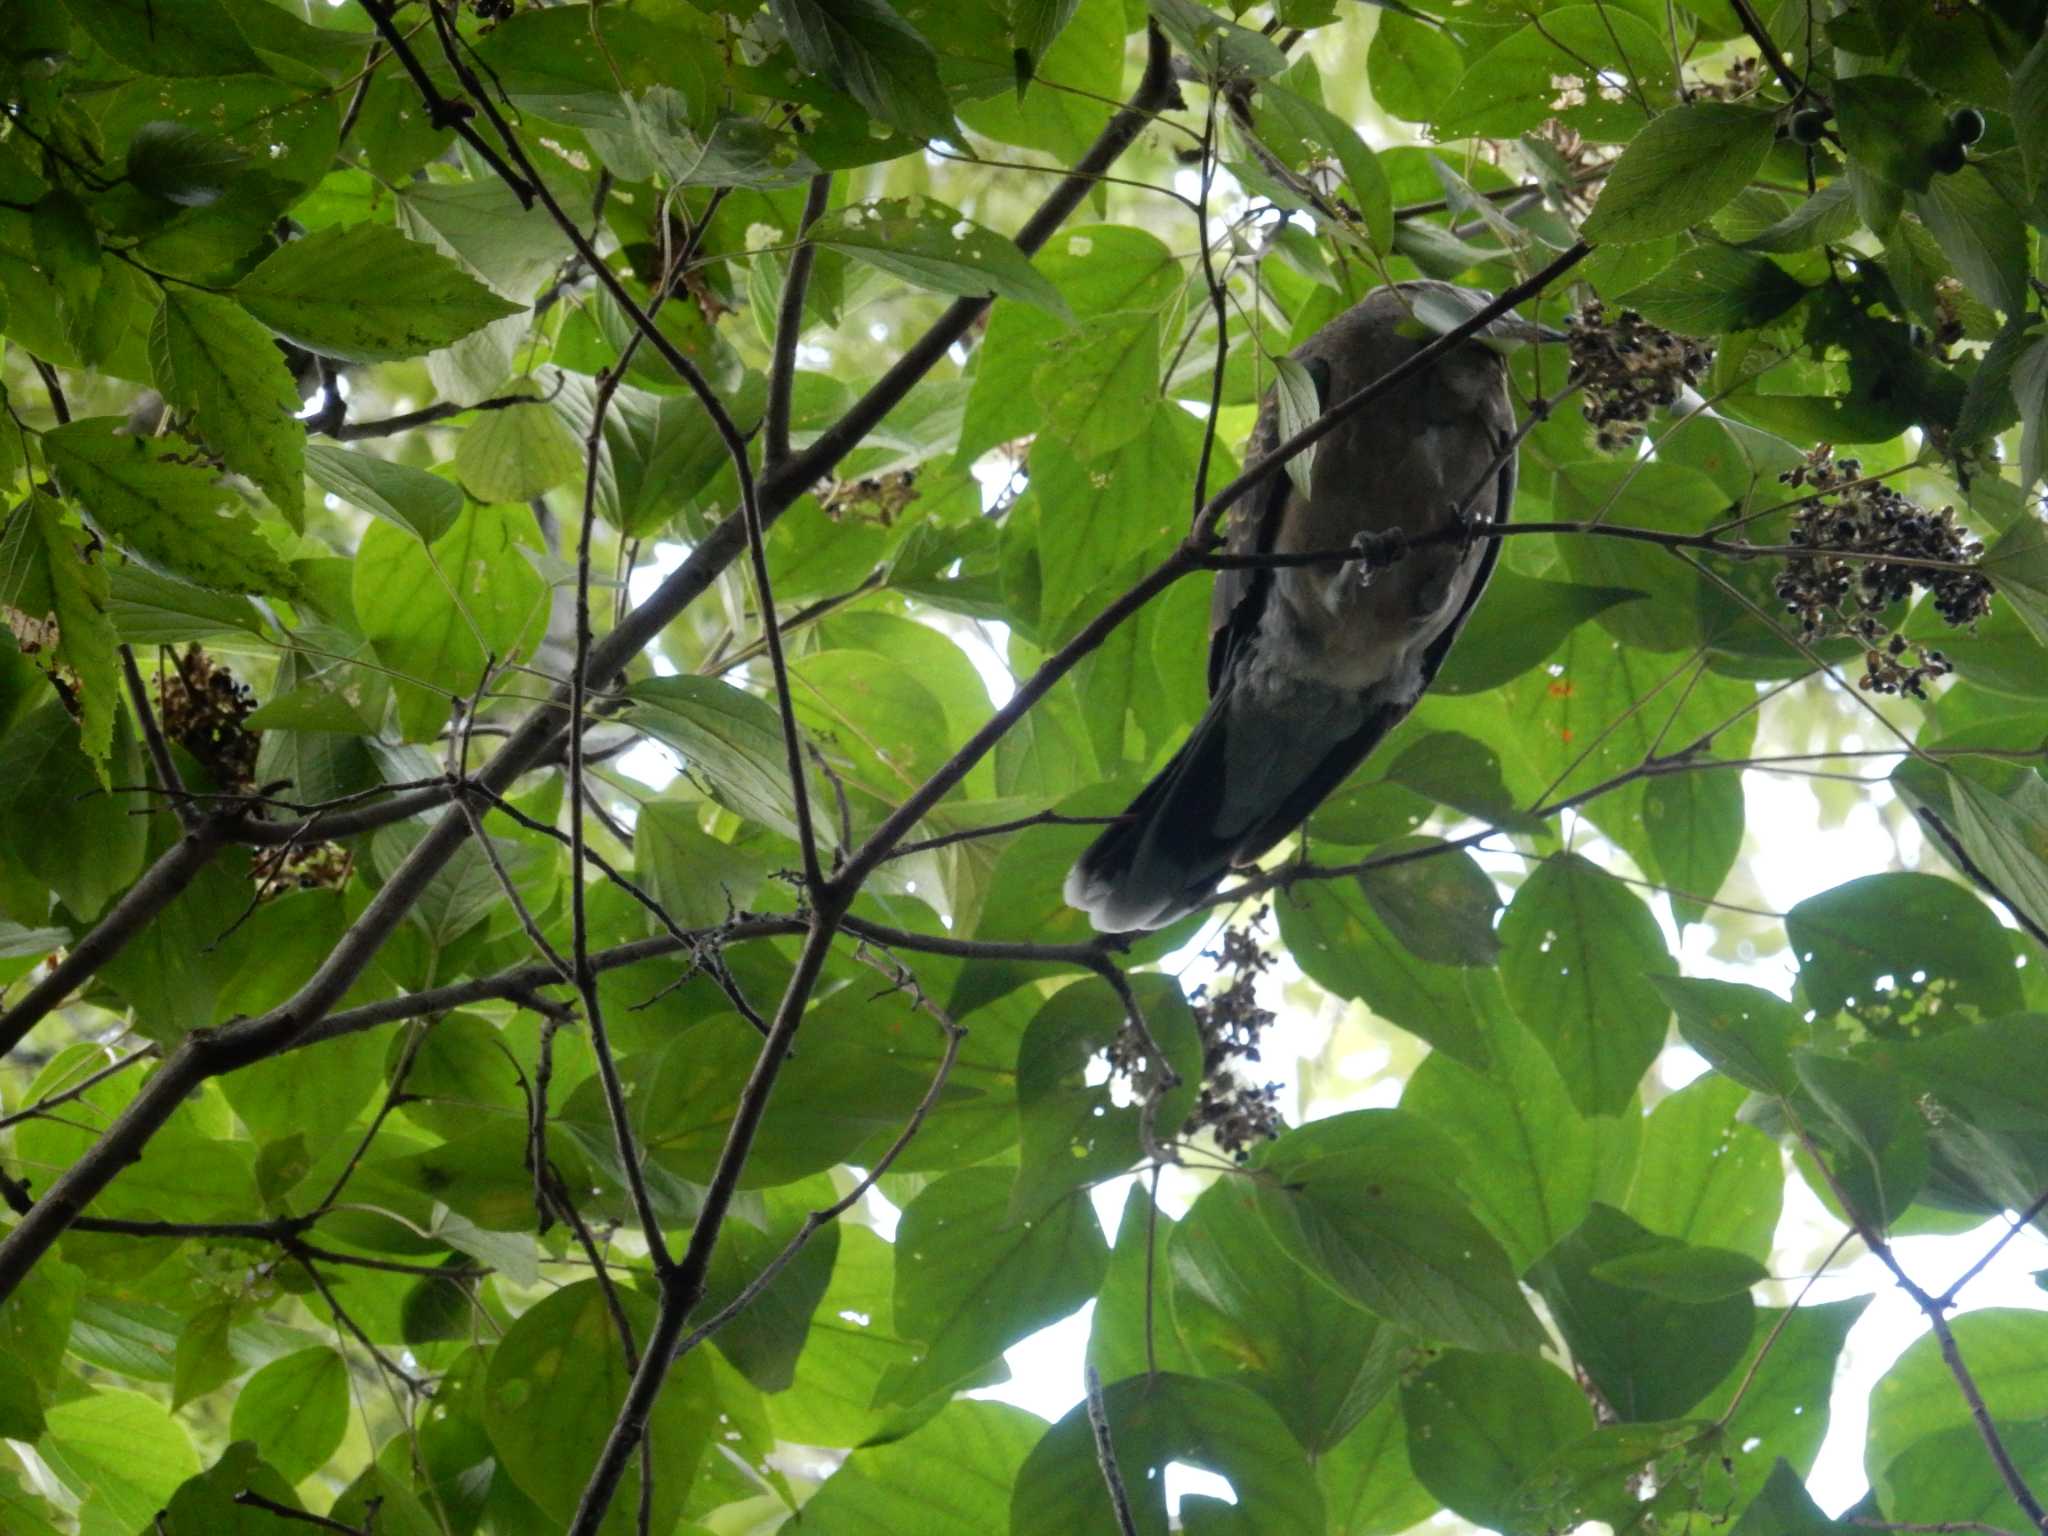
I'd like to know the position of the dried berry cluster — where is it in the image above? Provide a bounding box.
[1775,447,1993,697]
[1567,303,1713,454]
[1182,911,1285,1161]
[154,645,259,792]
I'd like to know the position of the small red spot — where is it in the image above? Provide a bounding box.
[1547,680,1574,697]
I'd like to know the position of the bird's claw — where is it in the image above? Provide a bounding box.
[1348,528,1409,586]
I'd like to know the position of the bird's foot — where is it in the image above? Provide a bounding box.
[1348,527,1409,585]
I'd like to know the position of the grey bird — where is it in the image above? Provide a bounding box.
[1063,281,1555,933]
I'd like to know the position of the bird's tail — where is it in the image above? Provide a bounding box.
[1063,694,1243,933]
[1065,677,1366,932]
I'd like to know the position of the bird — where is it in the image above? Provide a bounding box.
[1063,280,1557,933]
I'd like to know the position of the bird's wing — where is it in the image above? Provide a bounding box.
[1206,354,1327,699]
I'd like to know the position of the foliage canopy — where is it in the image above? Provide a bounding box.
[5,0,2048,1534]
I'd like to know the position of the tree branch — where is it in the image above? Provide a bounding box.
[763,173,832,468]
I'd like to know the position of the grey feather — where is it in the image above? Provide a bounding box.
[1064,281,1536,933]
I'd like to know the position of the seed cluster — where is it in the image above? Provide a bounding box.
[1566,303,1714,454]
[154,645,259,792]
[1181,912,1286,1162]
[1775,447,1993,697]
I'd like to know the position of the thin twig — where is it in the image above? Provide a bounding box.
[1085,1365,1142,1536]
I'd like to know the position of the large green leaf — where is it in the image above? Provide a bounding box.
[1253,1110,1547,1353]
[812,198,1071,321]
[1011,1372,1324,1536]
[46,419,299,596]
[1499,852,1674,1116]
[148,287,304,521]
[883,1166,1107,1403]
[483,1282,714,1534]
[1581,104,1777,243]
[233,223,522,363]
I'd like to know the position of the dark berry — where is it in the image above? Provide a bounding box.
[1789,108,1829,145]
[1949,107,1986,146]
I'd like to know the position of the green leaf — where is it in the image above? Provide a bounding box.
[1402,979,1638,1272]
[45,419,299,596]
[60,0,265,75]
[1402,1350,1594,1533]
[157,1444,308,1536]
[812,197,1072,321]
[626,675,817,844]
[2015,32,2048,200]
[1648,976,1803,1096]
[149,287,305,521]
[0,1354,43,1441]
[1737,181,1861,253]
[1619,245,1805,336]
[1591,1244,1768,1302]
[697,1178,840,1392]
[799,1399,1044,1533]
[1253,1109,1547,1353]
[1011,1373,1325,1536]
[1784,870,2022,1028]
[1259,82,1393,254]
[1277,870,1488,1068]
[453,386,584,503]
[1793,1050,1929,1226]
[352,504,549,741]
[41,1388,200,1531]
[1527,1203,1756,1422]
[484,1282,714,1533]
[0,698,145,920]
[1012,974,1200,1218]
[1943,771,2048,942]
[1624,1074,1783,1258]
[233,223,523,363]
[1909,167,2028,317]
[1886,1419,2048,1532]
[1367,13,1464,125]
[1983,512,2048,647]
[1870,1310,2048,1507]
[126,121,247,208]
[1700,1299,1870,1502]
[228,1347,347,1483]
[1320,1392,1440,1536]
[1434,7,1672,145]
[303,443,462,545]
[1355,838,1502,966]
[1499,852,1675,1116]
[884,1167,1107,1402]
[0,492,117,774]
[1271,353,1323,497]
[1581,104,1777,243]
[1011,0,1081,75]
[634,803,767,929]
[773,0,955,142]
[1032,310,1163,461]
[1172,1176,1400,1452]
[1433,571,1646,695]
[1835,74,1950,195]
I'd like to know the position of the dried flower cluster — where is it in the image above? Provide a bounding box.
[1567,303,1714,454]
[1776,447,1993,697]
[154,645,259,792]
[1183,911,1285,1161]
